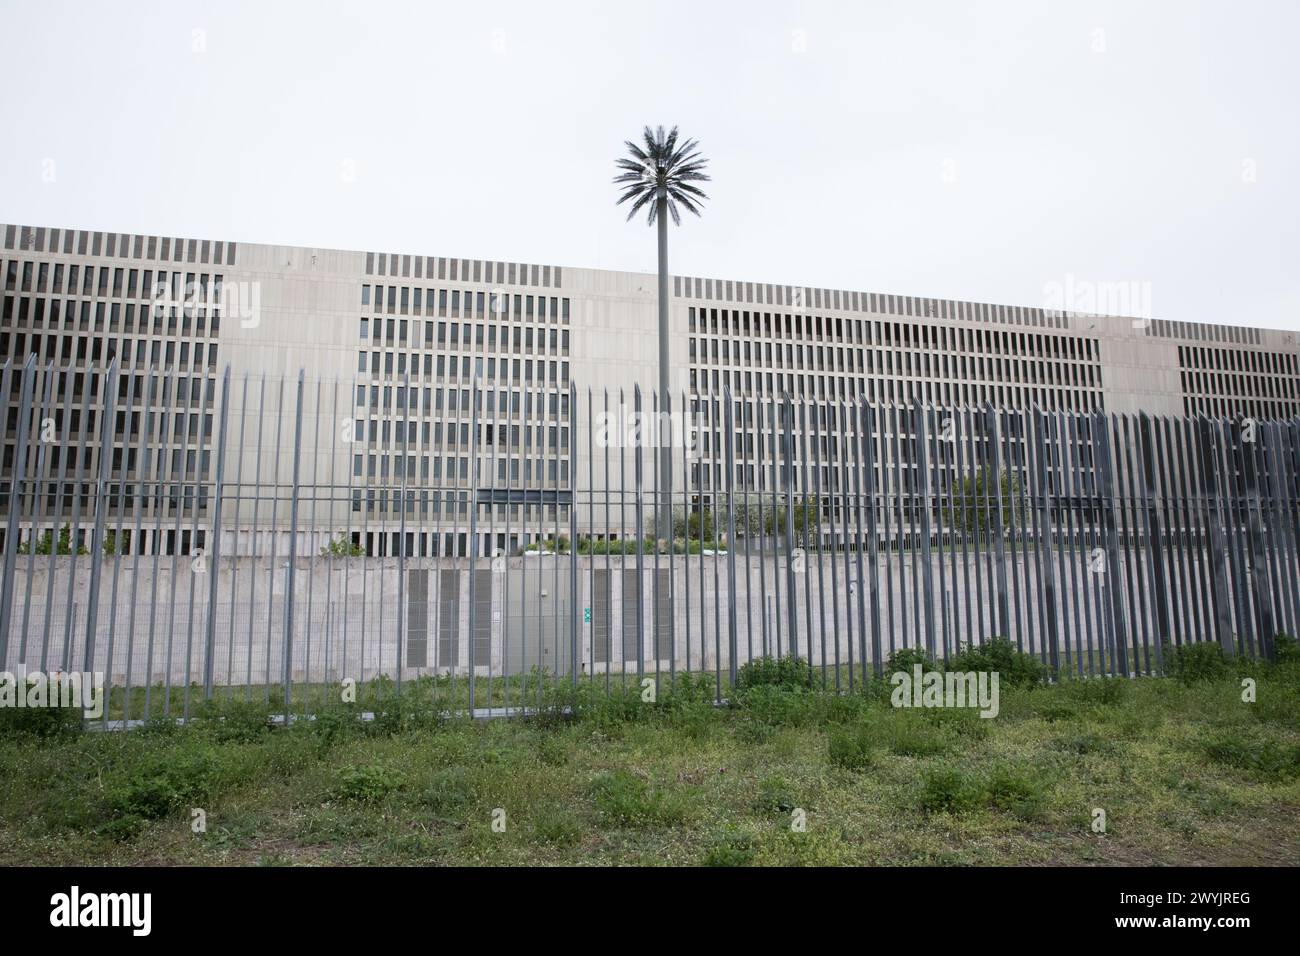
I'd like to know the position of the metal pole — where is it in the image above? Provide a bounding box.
[82,357,121,677]
[569,381,580,690]
[282,370,305,715]
[203,364,230,698]
[1,355,38,668]
[723,388,738,687]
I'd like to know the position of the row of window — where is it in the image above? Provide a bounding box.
[350,453,570,485]
[357,350,569,384]
[688,366,1103,412]
[689,338,1100,388]
[4,258,223,305]
[362,285,570,322]
[1180,370,1299,405]
[1178,344,1298,376]
[2,298,220,343]
[687,307,1097,357]
[363,252,560,290]
[4,332,219,371]
[1182,396,1300,422]
[2,226,235,266]
[360,317,570,354]
[353,383,571,417]
[677,275,1070,333]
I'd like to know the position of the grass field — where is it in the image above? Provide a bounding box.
[1,641,1297,866]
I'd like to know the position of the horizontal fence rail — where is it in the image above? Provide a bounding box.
[1,357,1298,723]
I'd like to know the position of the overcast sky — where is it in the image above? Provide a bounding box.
[1,0,1296,330]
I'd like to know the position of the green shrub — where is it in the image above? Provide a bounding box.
[733,718,776,745]
[754,774,797,814]
[1064,675,1129,706]
[921,705,990,740]
[1203,734,1300,782]
[38,769,111,832]
[419,767,475,814]
[136,714,181,737]
[947,637,1046,687]
[827,723,876,771]
[885,646,941,675]
[701,828,756,867]
[1163,641,1229,684]
[311,705,365,746]
[334,764,404,804]
[663,670,720,705]
[109,750,218,821]
[535,734,569,767]
[736,655,814,692]
[587,770,688,827]
[985,765,1047,820]
[1274,633,1299,664]
[1055,731,1115,756]
[198,698,273,743]
[731,680,870,728]
[883,712,950,757]
[919,765,985,814]
[98,813,148,842]
[732,684,812,726]
[17,523,88,555]
[573,685,651,729]
[1036,702,1079,723]
[532,806,583,845]
[320,535,364,557]
[0,701,84,740]
[918,762,1046,817]
[368,695,442,736]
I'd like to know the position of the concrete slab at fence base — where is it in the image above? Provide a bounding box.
[4,546,1228,691]
[94,703,580,732]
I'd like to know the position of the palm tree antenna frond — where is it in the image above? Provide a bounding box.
[612,125,710,227]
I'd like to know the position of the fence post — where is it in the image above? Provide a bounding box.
[1196,416,1235,656]
[1288,419,1300,634]
[466,377,480,709]
[569,381,580,691]
[0,354,37,668]
[1259,422,1294,642]
[1239,418,1277,659]
[1090,410,1130,674]
[913,400,937,657]
[1281,420,1300,636]
[282,370,305,716]
[858,400,882,675]
[1030,406,1061,671]
[782,394,797,660]
[398,372,411,699]
[203,364,232,698]
[1219,417,1255,657]
[82,357,121,677]
[984,403,1011,639]
[633,385,645,679]
[1137,413,1172,664]
[723,388,738,687]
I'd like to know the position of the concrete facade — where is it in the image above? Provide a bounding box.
[2,220,1298,563]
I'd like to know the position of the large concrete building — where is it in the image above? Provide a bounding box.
[2,220,1298,561]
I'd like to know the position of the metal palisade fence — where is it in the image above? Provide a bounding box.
[1,356,1298,725]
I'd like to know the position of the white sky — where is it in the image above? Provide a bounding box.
[1,0,1296,330]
